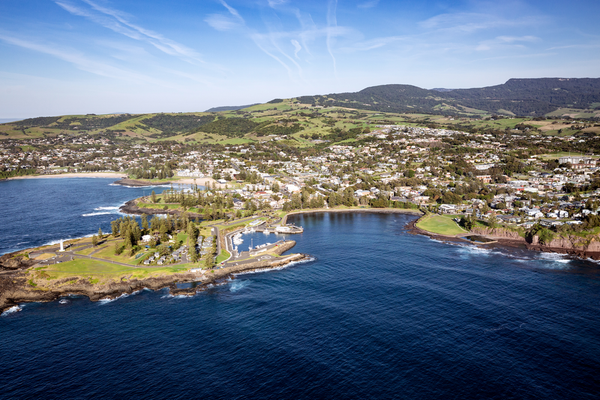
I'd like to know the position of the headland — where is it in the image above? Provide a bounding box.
[410,213,600,260]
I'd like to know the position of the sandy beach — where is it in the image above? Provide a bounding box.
[6,172,127,180]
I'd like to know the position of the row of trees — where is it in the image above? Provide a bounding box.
[0,168,37,179]
[129,163,174,180]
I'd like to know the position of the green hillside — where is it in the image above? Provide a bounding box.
[1,78,599,145]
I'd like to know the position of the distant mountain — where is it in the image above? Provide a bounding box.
[297,78,600,117]
[205,104,260,112]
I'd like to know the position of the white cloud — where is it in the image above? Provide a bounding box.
[205,14,240,31]
[219,0,245,23]
[0,33,160,84]
[476,35,541,51]
[291,39,302,58]
[56,0,205,64]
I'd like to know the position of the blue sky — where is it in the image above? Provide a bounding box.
[0,0,598,118]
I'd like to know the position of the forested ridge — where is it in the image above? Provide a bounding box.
[297,78,600,116]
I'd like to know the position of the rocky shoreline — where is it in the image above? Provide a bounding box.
[407,217,600,261]
[0,243,308,314]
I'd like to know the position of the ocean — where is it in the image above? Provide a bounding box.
[0,178,172,255]
[1,179,600,399]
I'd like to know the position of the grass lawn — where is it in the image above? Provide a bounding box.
[75,246,97,256]
[537,152,595,160]
[35,258,192,283]
[416,214,467,236]
[93,243,139,264]
[215,249,230,264]
[33,253,55,260]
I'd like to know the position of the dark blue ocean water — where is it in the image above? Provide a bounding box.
[2,180,600,399]
[0,178,170,255]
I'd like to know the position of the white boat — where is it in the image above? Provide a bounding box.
[232,232,244,245]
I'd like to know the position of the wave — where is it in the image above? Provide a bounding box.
[428,238,446,244]
[456,245,493,257]
[1,305,22,316]
[94,206,120,211]
[82,212,113,217]
[229,280,250,292]
[160,293,192,299]
[42,238,67,246]
[537,252,571,262]
[98,293,130,304]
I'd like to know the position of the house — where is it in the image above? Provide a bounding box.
[439,204,457,214]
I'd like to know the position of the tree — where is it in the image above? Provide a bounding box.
[460,215,474,230]
[111,220,119,237]
[114,242,124,255]
[97,227,103,238]
[92,235,98,247]
[189,245,198,263]
[151,190,157,203]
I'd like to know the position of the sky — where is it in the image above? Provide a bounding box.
[0,0,599,119]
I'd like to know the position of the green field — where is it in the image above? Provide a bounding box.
[537,152,595,160]
[416,214,466,236]
[35,258,191,282]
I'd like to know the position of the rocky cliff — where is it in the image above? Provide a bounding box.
[471,226,600,259]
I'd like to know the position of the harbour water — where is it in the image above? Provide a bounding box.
[1,180,600,398]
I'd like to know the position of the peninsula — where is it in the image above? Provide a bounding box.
[0,207,309,314]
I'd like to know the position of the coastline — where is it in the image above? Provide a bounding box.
[0,242,307,314]
[408,214,600,261]
[6,172,127,180]
[5,199,600,314]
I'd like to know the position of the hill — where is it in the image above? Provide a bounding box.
[205,104,260,112]
[1,78,599,145]
[297,78,600,117]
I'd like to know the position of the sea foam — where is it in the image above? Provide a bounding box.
[82,212,113,217]
[1,305,22,316]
